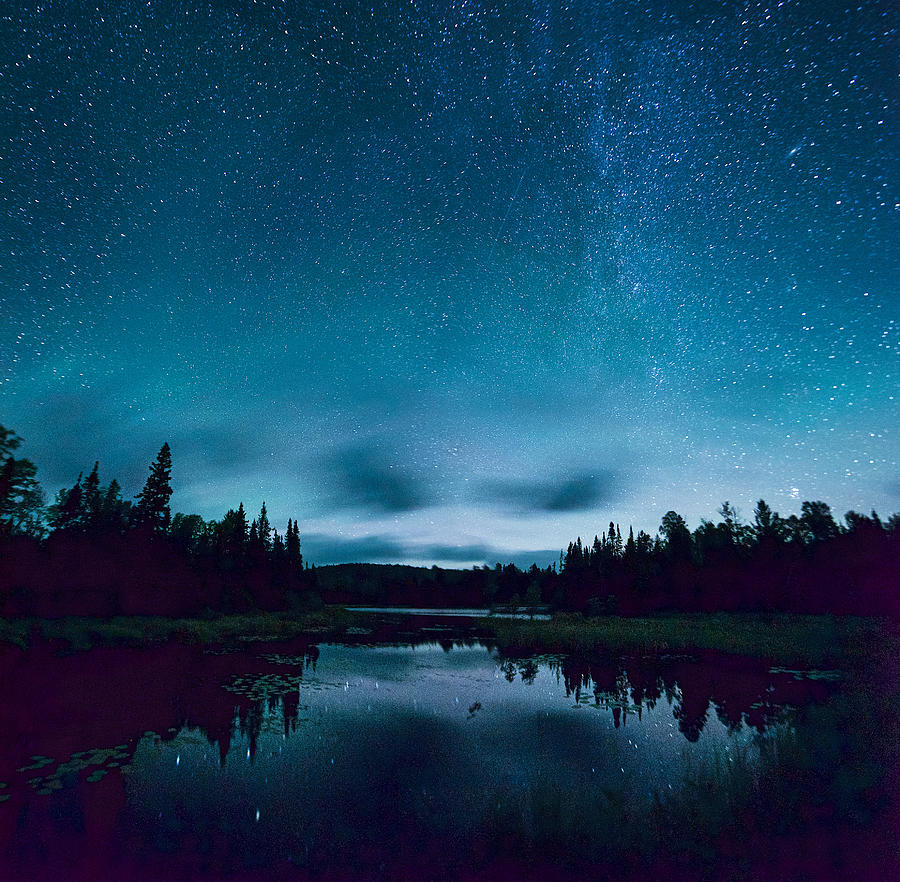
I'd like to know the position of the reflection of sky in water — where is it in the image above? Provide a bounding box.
[124,643,767,867]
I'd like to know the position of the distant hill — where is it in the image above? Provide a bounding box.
[308,561,538,608]
[312,562,467,598]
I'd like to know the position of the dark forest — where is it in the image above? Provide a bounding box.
[1,426,897,618]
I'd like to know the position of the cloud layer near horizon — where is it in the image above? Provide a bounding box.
[300,532,558,569]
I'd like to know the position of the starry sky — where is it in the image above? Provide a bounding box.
[2,0,897,567]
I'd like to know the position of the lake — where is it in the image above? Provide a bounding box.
[0,617,896,879]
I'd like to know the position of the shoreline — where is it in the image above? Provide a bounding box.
[0,608,895,667]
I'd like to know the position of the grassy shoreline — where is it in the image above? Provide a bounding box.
[479,611,898,667]
[0,607,358,652]
[0,609,895,666]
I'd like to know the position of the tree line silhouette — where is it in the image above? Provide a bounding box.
[0,423,897,617]
[0,429,306,616]
[556,499,897,616]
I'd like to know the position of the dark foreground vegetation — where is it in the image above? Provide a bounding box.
[1,424,897,618]
[1,610,893,673]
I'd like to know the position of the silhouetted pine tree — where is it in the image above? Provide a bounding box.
[101,479,130,534]
[0,425,44,537]
[591,535,602,567]
[133,443,173,531]
[82,462,102,528]
[257,502,271,551]
[272,529,285,560]
[286,518,302,570]
[221,503,248,554]
[610,522,623,556]
[49,475,84,532]
[753,499,784,544]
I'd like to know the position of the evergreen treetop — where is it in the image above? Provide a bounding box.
[134,442,173,531]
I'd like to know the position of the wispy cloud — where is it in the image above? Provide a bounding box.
[301,533,559,568]
[301,532,408,564]
[321,441,435,513]
[483,469,618,513]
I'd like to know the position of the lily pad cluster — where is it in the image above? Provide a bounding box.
[16,755,54,772]
[223,671,304,700]
[259,653,307,666]
[20,744,131,796]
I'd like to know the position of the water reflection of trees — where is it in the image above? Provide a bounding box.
[497,651,831,742]
[229,645,832,755]
[228,647,320,761]
[0,632,835,820]
[0,631,833,823]
[1,634,892,881]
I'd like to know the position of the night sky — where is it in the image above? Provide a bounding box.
[2,0,897,567]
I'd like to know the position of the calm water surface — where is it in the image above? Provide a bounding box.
[0,621,892,879]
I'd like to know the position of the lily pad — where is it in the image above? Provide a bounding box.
[260,653,306,665]
[17,756,54,772]
[223,671,304,699]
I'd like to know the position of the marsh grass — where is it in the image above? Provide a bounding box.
[0,607,359,651]
[477,706,895,880]
[477,735,764,868]
[1,609,894,663]
[480,612,895,667]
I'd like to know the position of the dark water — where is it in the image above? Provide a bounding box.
[0,623,896,880]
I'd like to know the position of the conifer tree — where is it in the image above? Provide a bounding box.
[101,479,129,533]
[235,502,248,542]
[218,503,248,560]
[134,443,173,531]
[607,522,623,557]
[257,502,271,551]
[636,530,653,556]
[0,425,45,537]
[50,474,84,531]
[286,518,302,570]
[752,499,783,544]
[82,462,102,527]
